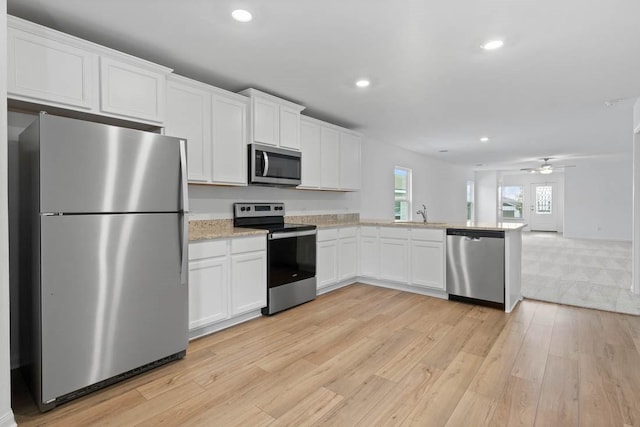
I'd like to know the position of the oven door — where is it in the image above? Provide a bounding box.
[268,230,316,288]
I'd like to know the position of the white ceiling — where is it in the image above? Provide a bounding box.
[7,0,640,170]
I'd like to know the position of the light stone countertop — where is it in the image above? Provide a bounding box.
[359,219,527,232]
[189,219,267,241]
[189,214,526,241]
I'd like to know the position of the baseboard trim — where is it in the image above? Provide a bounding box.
[357,277,449,300]
[0,409,16,427]
[188,309,262,341]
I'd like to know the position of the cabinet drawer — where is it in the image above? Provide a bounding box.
[338,227,358,239]
[360,226,378,238]
[317,228,338,242]
[379,227,409,239]
[231,236,266,254]
[189,239,227,260]
[411,228,444,242]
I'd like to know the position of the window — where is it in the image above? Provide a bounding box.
[501,185,524,219]
[466,180,475,221]
[535,185,552,214]
[394,167,412,221]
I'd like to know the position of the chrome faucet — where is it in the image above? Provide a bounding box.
[416,204,428,223]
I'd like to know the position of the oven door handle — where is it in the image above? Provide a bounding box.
[269,230,317,240]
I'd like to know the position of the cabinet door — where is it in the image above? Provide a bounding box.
[8,27,97,110]
[338,237,358,280]
[165,80,211,182]
[359,236,379,278]
[100,56,166,123]
[188,257,228,329]
[279,106,301,150]
[411,241,445,290]
[299,120,321,188]
[212,94,247,185]
[339,132,361,191]
[230,251,266,315]
[252,97,279,146]
[320,127,340,189]
[317,240,338,289]
[379,238,409,282]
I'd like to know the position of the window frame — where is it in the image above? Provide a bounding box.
[501,185,525,219]
[394,166,412,221]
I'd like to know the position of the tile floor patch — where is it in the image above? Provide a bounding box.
[522,232,639,315]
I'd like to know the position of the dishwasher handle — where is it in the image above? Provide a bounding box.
[464,236,482,242]
[447,228,505,239]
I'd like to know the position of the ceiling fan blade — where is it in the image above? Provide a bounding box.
[553,165,576,169]
[520,168,536,171]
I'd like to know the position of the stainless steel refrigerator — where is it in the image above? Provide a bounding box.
[19,113,189,411]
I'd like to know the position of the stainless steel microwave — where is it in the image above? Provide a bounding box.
[249,143,302,186]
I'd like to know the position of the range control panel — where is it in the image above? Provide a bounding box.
[233,202,285,218]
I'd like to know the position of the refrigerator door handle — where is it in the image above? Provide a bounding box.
[179,140,189,285]
[179,140,189,213]
[180,213,188,286]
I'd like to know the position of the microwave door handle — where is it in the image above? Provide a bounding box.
[262,152,269,177]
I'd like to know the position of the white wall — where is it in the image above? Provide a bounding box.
[500,172,565,232]
[189,185,360,218]
[564,154,632,241]
[633,98,640,294]
[1,0,17,424]
[475,170,498,223]
[359,138,470,222]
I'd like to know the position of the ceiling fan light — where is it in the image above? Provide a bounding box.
[540,168,553,175]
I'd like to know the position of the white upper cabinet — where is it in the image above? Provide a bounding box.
[339,131,362,191]
[321,126,341,190]
[8,22,98,110]
[279,105,302,150]
[165,74,247,186]
[240,88,305,150]
[7,16,172,126]
[299,116,362,191]
[165,76,212,182]
[299,119,322,188]
[99,57,166,124]
[211,94,247,185]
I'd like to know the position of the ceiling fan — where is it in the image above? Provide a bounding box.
[520,158,576,174]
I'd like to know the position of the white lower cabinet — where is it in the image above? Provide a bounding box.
[188,257,228,329]
[358,226,445,292]
[410,241,445,290]
[317,227,358,290]
[317,239,338,289]
[338,228,358,280]
[378,228,410,283]
[230,251,267,315]
[188,235,266,335]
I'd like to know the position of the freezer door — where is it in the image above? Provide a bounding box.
[39,115,182,213]
[40,213,188,403]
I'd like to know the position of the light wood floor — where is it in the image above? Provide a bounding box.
[12,283,640,426]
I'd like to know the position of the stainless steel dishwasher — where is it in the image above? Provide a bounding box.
[446,229,505,307]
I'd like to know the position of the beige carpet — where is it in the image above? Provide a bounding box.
[521,231,640,314]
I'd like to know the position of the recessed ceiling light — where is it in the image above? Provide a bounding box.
[231,9,253,22]
[355,79,370,88]
[480,136,490,143]
[481,40,504,50]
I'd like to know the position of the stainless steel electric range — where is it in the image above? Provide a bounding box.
[233,202,317,315]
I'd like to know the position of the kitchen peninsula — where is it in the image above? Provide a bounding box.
[188,215,524,321]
